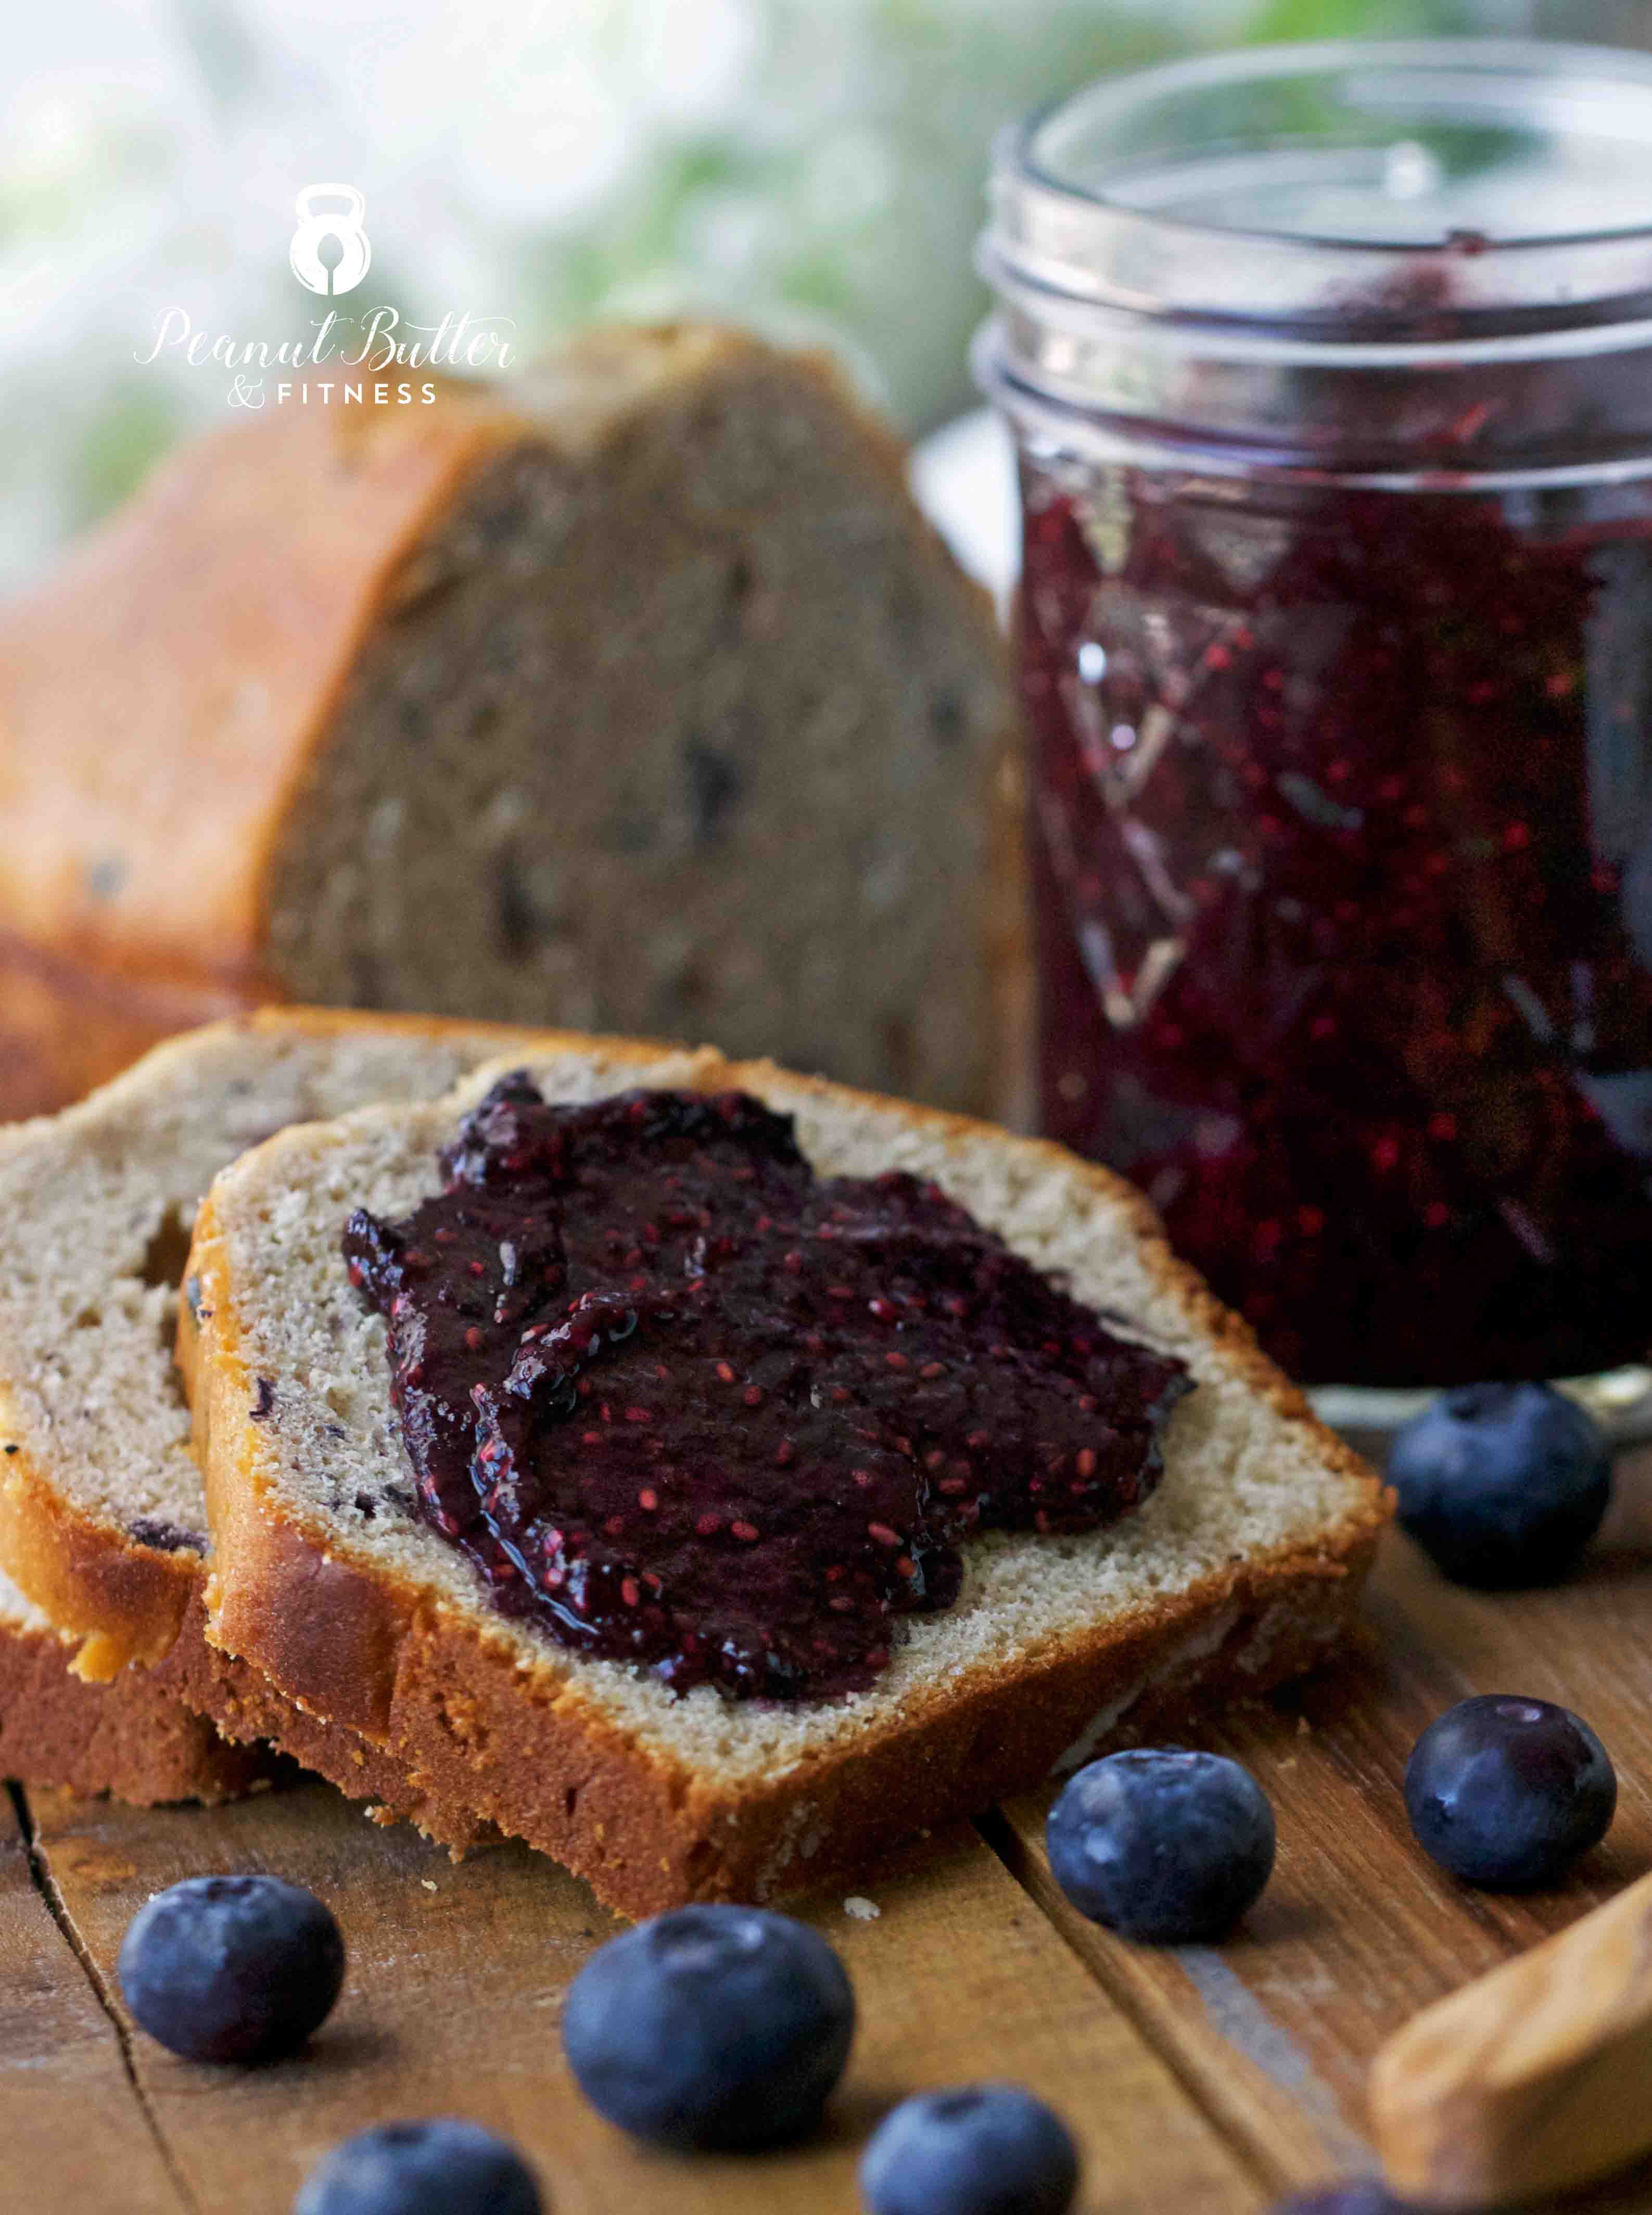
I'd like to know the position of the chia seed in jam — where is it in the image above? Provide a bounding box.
[344,1076,1189,1701]
[1021,465,1652,1387]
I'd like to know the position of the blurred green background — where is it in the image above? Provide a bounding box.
[2,0,1641,586]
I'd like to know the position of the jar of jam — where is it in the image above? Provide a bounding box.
[977,40,1652,1418]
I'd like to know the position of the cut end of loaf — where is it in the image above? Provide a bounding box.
[258,330,1010,1112]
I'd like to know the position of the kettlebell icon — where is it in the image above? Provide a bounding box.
[290,184,371,297]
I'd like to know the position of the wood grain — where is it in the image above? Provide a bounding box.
[997,1525,1652,2204]
[0,1788,184,2213]
[26,1777,1265,2215]
[1370,1865,1652,2206]
[12,1510,1652,2211]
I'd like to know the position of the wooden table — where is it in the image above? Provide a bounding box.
[7,1490,1652,2215]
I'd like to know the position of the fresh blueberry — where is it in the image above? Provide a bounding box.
[1388,1382,1610,1589]
[1269,2186,1403,2214]
[1046,1748,1275,1943]
[293,2120,540,2215]
[118,1874,345,2064]
[859,2084,1078,2215]
[560,1903,854,2148]
[1405,1694,1616,1889]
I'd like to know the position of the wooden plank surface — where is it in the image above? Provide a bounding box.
[0,1787,185,2213]
[9,1499,1652,2211]
[23,1779,1263,2215]
[996,1515,1652,2209]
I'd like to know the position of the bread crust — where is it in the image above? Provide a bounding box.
[182,1033,1391,1919]
[0,1428,195,1682]
[0,1602,268,1805]
[0,931,255,1123]
[154,1590,485,1847]
[0,387,517,983]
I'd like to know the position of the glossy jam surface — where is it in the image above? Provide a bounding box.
[1021,463,1652,1386]
[345,1077,1189,1700]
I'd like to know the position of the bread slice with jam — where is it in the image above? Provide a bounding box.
[181,1035,1390,1918]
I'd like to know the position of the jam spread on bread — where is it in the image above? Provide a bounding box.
[344,1077,1189,1700]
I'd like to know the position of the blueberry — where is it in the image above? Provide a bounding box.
[1269,2186,1403,2214]
[118,1874,345,2064]
[560,1903,854,2148]
[293,2120,539,2215]
[1388,1382,1610,1589]
[859,2084,1078,2215]
[1405,1694,1616,1889]
[1046,1748,1275,1943]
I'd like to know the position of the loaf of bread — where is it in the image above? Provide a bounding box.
[183,1034,1388,1919]
[0,1010,585,1819]
[0,326,1020,1124]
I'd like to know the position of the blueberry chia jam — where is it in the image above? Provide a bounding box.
[979,40,1652,1391]
[345,1076,1187,1701]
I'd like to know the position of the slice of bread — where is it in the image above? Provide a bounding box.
[0,324,1021,1124]
[182,1036,1389,1919]
[0,1008,583,1816]
[0,1567,266,1804]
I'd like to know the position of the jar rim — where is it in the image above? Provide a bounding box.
[1019,39,1652,260]
[992,38,1652,337]
[979,39,1652,472]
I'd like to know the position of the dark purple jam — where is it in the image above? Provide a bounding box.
[344,1077,1188,1701]
[1020,462,1652,1387]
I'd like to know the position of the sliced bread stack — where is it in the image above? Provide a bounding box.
[0,324,1022,1125]
[0,1009,578,1808]
[0,1008,1384,1903]
[180,1032,1387,1916]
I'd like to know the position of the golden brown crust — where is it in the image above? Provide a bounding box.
[183,1030,1391,1919]
[0,932,257,1123]
[0,1569,482,1831]
[153,1590,484,1847]
[0,389,518,983]
[0,1434,195,1682]
[0,1603,268,1805]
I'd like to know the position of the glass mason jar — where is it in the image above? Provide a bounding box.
[977,40,1652,1424]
